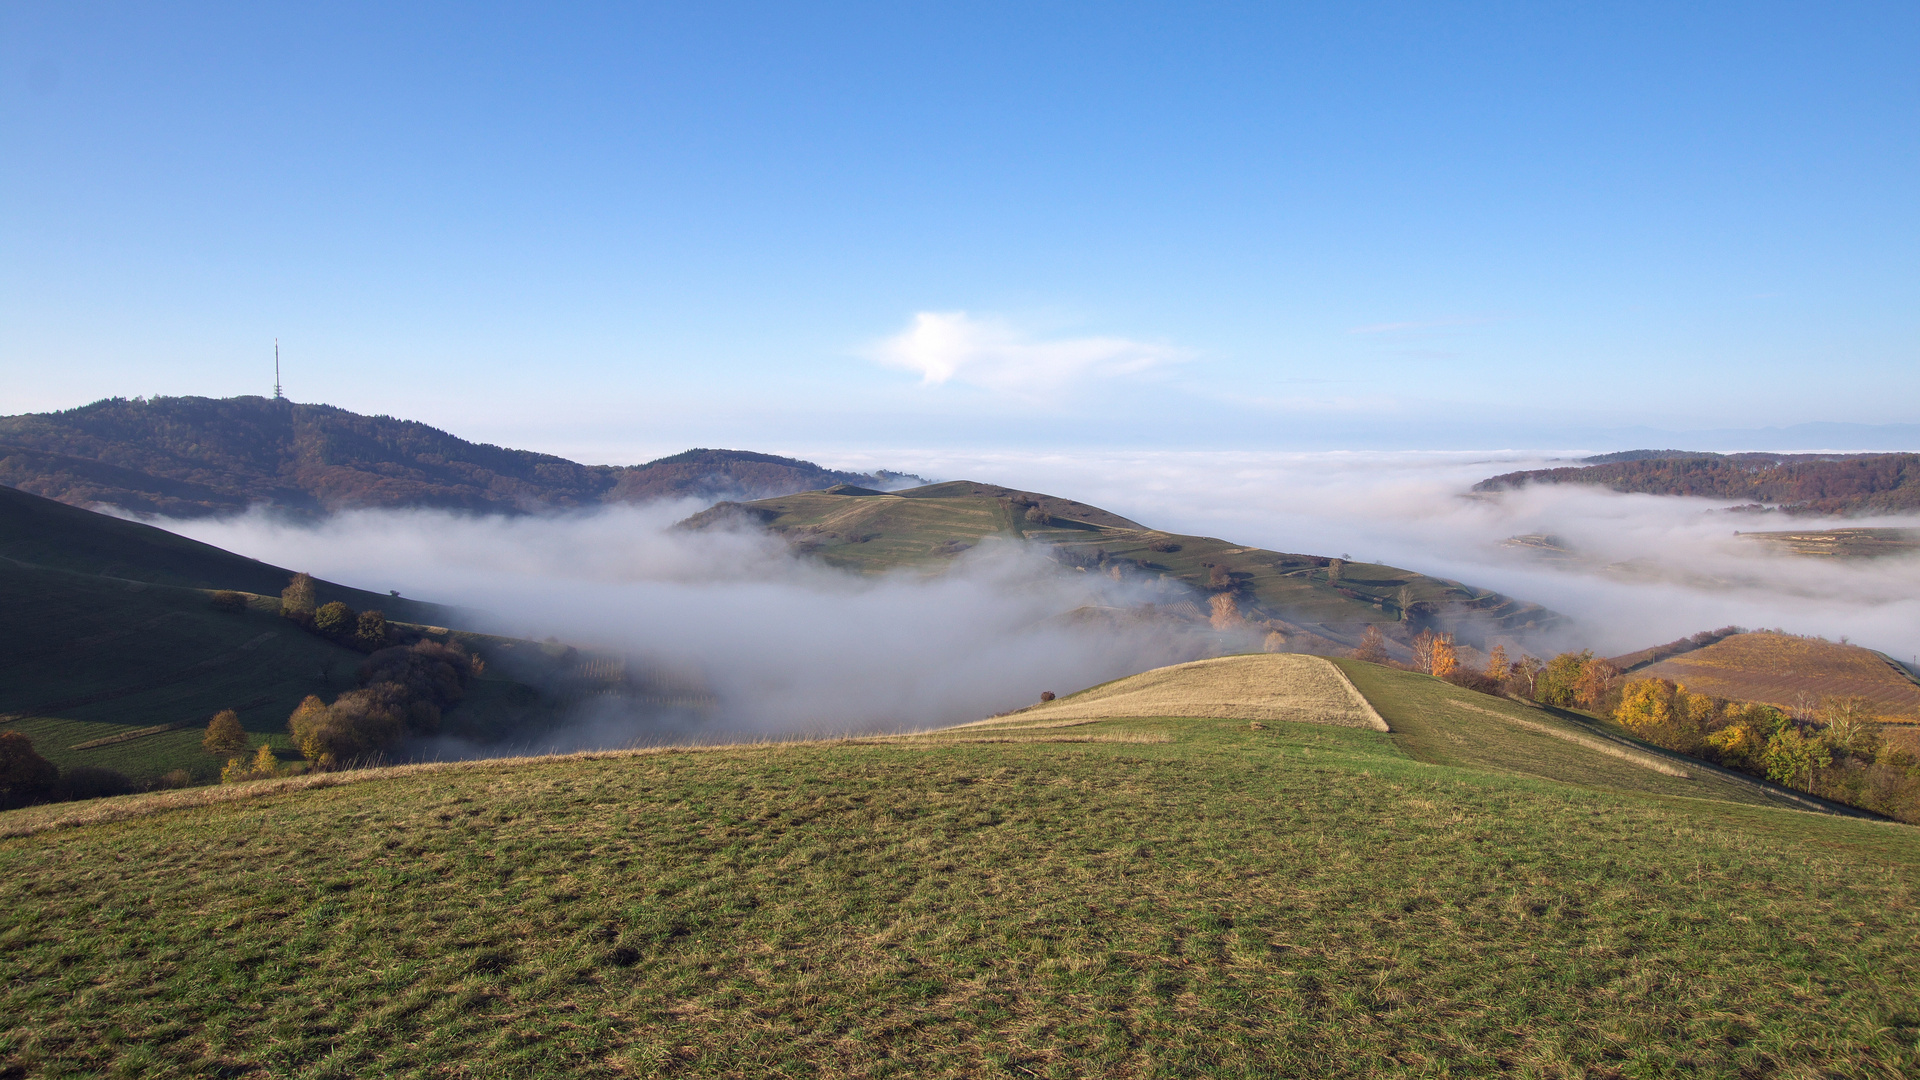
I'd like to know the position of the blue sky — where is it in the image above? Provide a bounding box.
[3,3,1916,460]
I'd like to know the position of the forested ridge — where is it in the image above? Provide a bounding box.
[1475,451,1920,515]
[0,396,912,516]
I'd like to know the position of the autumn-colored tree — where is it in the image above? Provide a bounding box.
[202,709,249,758]
[1353,625,1388,664]
[314,600,357,638]
[1484,645,1510,682]
[355,609,389,651]
[1396,585,1413,622]
[1208,593,1243,631]
[1262,630,1288,653]
[1409,630,1456,676]
[1571,657,1621,709]
[1206,564,1233,590]
[1503,654,1543,698]
[1326,558,1344,584]
[0,731,59,809]
[280,572,317,621]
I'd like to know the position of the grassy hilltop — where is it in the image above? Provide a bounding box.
[685,481,1556,651]
[3,658,1914,1078]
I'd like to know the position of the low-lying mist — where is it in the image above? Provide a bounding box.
[818,448,1920,662]
[164,503,1212,750]
[157,448,1920,753]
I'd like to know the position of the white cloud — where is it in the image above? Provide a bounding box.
[869,311,1189,393]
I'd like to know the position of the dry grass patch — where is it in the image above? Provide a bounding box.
[980,653,1389,731]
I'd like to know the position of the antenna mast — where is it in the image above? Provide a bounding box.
[274,339,284,400]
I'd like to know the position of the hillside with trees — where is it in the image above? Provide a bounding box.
[0,396,917,517]
[1474,451,1920,515]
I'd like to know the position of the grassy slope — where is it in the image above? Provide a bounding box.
[3,704,1916,1077]
[0,482,450,621]
[707,484,1552,643]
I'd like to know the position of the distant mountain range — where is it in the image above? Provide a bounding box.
[0,396,922,517]
[1475,451,1920,516]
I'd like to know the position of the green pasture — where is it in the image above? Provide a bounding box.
[3,674,1915,1078]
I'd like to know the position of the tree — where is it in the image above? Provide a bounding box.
[1504,654,1544,698]
[223,743,284,783]
[1534,651,1595,707]
[1262,631,1288,653]
[1818,696,1881,760]
[314,600,356,638]
[1571,657,1621,709]
[1410,630,1455,677]
[355,609,389,651]
[1484,645,1510,682]
[202,709,249,758]
[1326,558,1344,584]
[1208,593,1242,631]
[0,731,59,809]
[1206,564,1233,590]
[1353,625,1388,664]
[1396,585,1413,622]
[1764,726,1832,792]
[281,572,317,621]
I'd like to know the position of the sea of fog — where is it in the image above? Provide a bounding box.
[155,450,1920,746]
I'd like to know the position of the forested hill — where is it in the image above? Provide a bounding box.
[1474,451,1920,516]
[0,396,917,517]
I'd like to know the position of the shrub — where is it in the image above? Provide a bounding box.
[222,743,285,783]
[209,590,247,613]
[1147,540,1181,553]
[1040,691,1056,702]
[0,731,59,809]
[356,609,389,651]
[52,766,135,801]
[314,601,357,639]
[202,709,249,758]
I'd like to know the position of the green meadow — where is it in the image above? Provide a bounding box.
[4,665,1915,1079]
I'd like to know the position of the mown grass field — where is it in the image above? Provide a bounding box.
[4,666,1916,1079]
[1634,632,1920,722]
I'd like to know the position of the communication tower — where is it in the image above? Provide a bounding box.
[274,340,284,400]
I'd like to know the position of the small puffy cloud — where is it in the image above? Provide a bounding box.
[870,311,1188,393]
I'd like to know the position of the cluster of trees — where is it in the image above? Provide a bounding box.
[279,573,388,651]
[1473,452,1920,516]
[1613,680,1918,821]
[286,640,476,770]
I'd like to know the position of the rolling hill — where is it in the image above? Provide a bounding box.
[1474,451,1920,516]
[1621,631,1920,722]
[0,395,919,516]
[683,481,1560,653]
[2,656,1911,1077]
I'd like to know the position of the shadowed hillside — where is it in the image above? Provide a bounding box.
[0,396,919,516]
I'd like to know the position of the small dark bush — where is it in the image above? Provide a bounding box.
[1148,540,1181,553]
[1040,691,1056,702]
[52,766,136,801]
[209,590,247,613]
[0,731,59,809]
